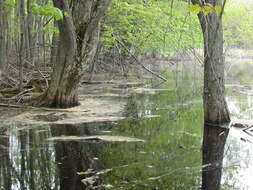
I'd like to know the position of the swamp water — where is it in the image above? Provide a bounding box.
[0,77,253,190]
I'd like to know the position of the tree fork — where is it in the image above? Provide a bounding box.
[32,0,111,108]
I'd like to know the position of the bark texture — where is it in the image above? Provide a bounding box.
[189,1,231,190]
[36,0,111,108]
[193,0,230,125]
[0,0,7,71]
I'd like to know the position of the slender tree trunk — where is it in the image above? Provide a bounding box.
[0,0,7,71]
[34,0,111,108]
[19,0,26,90]
[27,0,34,64]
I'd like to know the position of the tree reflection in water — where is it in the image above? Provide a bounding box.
[0,126,58,190]
[51,124,102,190]
[0,124,103,190]
[0,128,11,190]
[202,124,229,190]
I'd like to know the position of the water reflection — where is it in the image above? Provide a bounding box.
[51,124,102,190]
[1,83,253,190]
[0,128,11,190]
[0,126,58,190]
[202,125,229,190]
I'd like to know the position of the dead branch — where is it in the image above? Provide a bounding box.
[115,39,167,82]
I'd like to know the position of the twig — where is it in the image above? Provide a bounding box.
[115,39,167,82]
[43,17,54,27]
[13,87,35,99]
[37,68,49,87]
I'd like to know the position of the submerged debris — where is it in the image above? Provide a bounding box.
[230,120,253,128]
[47,135,146,142]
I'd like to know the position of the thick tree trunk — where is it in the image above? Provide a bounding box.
[35,0,111,108]
[189,1,231,190]
[197,1,230,125]
[50,21,59,67]
[191,1,231,190]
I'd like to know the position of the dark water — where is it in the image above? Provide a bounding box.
[0,79,253,190]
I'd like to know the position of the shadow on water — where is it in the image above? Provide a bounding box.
[0,78,253,189]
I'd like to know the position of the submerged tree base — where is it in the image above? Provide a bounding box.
[30,91,80,109]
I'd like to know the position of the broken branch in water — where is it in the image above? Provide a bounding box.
[47,135,145,142]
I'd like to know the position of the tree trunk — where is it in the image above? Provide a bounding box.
[50,21,59,68]
[197,1,230,125]
[0,0,7,71]
[27,0,34,64]
[34,0,111,108]
[19,0,26,90]
[190,1,231,190]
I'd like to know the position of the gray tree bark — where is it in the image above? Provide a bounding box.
[26,0,34,64]
[192,0,230,125]
[18,0,26,90]
[0,0,7,71]
[190,1,231,190]
[199,3,230,187]
[34,0,111,108]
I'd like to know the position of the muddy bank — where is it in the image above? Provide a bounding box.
[0,77,164,127]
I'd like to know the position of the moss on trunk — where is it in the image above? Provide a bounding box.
[32,0,111,108]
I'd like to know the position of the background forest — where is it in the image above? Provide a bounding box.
[0,0,252,90]
[1,1,253,190]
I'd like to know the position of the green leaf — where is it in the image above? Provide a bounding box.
[215,5,222,15]
[188,4,202,14]
[31,4,63,21]
[77,171,86,176]
[202,5,213,15]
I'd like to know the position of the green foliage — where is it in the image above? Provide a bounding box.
[102,0,202,56]
[4,0,15,7]
[31,3,63,21]
[42,25,59,36]
[188,4,222,15]
[188,4,202,14]
[223,0,253,47]
[4,0,63,21]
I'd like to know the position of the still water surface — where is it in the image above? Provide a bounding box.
[0,79,253,190]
